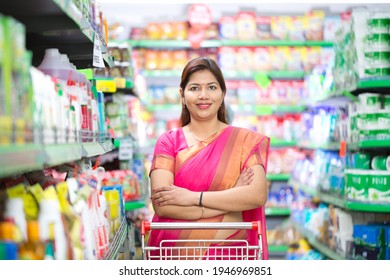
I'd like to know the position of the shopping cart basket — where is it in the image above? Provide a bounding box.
[141,221,266,260]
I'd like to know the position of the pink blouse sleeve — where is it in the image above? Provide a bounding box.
[244,136,270,172]
[149,132,175,175]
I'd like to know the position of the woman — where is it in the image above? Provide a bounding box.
[148,57,270,260]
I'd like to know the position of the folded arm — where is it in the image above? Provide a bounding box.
[151,165,267,217]
[150,169,228,220]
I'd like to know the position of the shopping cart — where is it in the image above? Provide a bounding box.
[141,221,266,260]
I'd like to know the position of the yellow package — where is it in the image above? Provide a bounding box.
[271,47,290,71]
[271,16,290,40]
[236,11,257,40]
[24,184,43,220]
[305,10,325,41]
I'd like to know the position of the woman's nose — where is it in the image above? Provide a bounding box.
[198,87,208,98]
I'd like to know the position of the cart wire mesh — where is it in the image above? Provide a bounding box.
[141,221,264,260]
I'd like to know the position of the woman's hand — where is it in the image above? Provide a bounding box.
[151,184,198,207]
[234,168,253,187]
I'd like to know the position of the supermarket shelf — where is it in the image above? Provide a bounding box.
[127,39,221,48]
[146,104,181,112]
[44,143,83,167]
[104,216,132,260]
[268,245,289,253]
[289,180,317,197]
[0,0,113,68]
[231,104,306,115]
[265,207,291,216]
[223,70,305,80]
[351,77,390,95]
[0,140,115,178]
[125,199,147,211]
[266,174,290,181]
[270,139,297,147]
[82,140,114,158]
[348,139,390,150]
[292,222,345,260]
[94,77,134,93]
[141,69,181,77]
[318,192,390,213]
[297,141,340,151]
[221,40,333,47]
[141,69,305,80]
[0,144,45,178]
[127,39,333,48]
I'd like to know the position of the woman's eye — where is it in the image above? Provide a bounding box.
[209,85,217,90]
[189,86,199,91]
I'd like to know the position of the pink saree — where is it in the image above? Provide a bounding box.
[149,126,270,259]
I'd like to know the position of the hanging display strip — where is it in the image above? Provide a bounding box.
[96,79,117,93]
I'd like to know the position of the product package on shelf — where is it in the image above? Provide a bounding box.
[347,93,390,144]
[333,7,390,93]
[0,158,129,260]
[0,15,33,145]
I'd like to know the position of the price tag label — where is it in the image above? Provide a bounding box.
[114,77,126,89]
[118,139,133,160]
[96,79,116,93]
[93,33,105,68]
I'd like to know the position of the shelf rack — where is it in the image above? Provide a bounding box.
[0,140,114,179]
[127,39,333,48]
[291,180,390,213]
[104,216,135,260]
[0,0,114,68]
[297,141,340,151]
[266,174,290,181]
[351,77,390,95]
[348,139,390,150]
[268,244,289,254]
[292,222,345,260]
[265,207,291,216]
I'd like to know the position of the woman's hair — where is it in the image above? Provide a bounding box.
[179,57,228,126]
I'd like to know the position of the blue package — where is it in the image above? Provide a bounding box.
[353,224,386,247]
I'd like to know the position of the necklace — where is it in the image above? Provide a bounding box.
[189,122,221,143]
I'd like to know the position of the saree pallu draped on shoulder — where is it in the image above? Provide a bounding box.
[148,126,270,259]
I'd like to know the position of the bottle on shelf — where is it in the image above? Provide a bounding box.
[19,220,45,260]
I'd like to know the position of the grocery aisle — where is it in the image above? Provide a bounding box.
[1,1,390,261]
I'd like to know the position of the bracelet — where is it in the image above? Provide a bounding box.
[200,206,205,219]
[199,191,203,207]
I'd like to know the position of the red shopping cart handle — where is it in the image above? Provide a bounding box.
[141,221,261,235]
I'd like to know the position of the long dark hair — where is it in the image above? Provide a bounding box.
[179,57,228,127]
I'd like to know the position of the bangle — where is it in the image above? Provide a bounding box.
[200,206,205,219]
[199,192,203,207]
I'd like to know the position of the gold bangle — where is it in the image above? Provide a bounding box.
[200,206,205,219]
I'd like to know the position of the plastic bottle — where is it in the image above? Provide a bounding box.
[19,220,45,260]
[4,198,27,242]
[38,187,67,260]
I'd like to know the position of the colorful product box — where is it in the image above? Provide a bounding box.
[353,224,387,247]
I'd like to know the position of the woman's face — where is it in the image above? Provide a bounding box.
[181,69,224,122]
